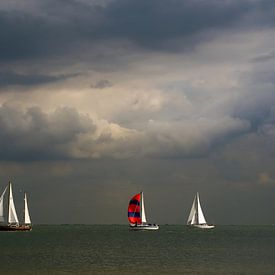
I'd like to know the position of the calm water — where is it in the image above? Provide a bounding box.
[0,225,275,274]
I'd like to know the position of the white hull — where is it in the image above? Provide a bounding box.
[129,224,159,231]
[189,224,215,229]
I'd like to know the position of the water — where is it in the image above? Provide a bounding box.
[0,225,275,274]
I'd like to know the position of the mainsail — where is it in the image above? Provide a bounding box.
[140,192,147,224]
[187,192,207,225]
[196,193,207,224]
[8,182,19,225]
[24,193,31,225]
[0,186,7,223]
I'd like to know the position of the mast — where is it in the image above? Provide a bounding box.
[195,193,199,224]
[140,192,143,224]
[7,182,10,224]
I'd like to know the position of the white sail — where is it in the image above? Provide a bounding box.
[196,193,207,224]
[140,192,147,224]
[0,185,8,223]
[187,193,207,225]
[24,193,31,225]
[8,182,19,225]
[187,196,196,225]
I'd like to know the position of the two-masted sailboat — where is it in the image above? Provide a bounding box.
[128,192,159,230]
[0,182,32,231]
[187,192,215,229]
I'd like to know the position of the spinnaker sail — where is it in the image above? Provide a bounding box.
[128,193,141,224]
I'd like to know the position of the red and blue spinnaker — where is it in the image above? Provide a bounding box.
[128,193,141,224]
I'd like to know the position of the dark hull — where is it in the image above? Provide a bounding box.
[0,225,32,231]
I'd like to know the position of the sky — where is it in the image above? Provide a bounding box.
[0,0,275,224]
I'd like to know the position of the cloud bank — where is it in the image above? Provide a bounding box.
[0,0,275,224]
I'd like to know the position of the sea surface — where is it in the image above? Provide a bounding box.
[0,225,275,274]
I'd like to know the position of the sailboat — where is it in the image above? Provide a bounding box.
[128,192,159,230]
[0,182,32,231]
[187,192,215,229]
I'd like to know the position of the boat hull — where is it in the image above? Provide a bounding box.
[129,224,159,231]
[0,225,32,231]
[188,224,215,229]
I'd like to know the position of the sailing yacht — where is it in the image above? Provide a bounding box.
[128,192,159,230]
[0,182,32,231]
[187,192,215,229]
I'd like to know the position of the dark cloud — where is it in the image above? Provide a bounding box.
[90,79,113,89]
[0,10,57,61]
[103,0,251,48]
[251,51,275,63]
[0,0,274,64]
[0,104,96,161]
[0,71,79,88]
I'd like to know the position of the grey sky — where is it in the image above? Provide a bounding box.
[0,0,275,224]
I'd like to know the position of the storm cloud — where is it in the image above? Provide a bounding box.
[0,0,275,224]
[1,0,275,64]
[0,71,79,88]
[0,103,251,161]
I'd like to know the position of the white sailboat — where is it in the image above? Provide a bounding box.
[0,182,32,231]
[128,192,159,230]
[187,192,215,229]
